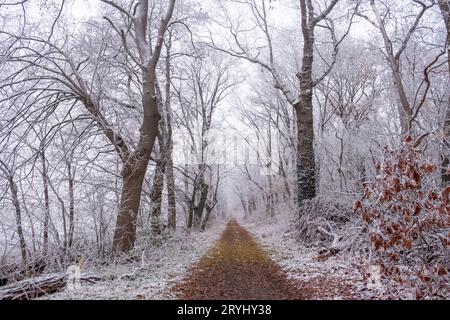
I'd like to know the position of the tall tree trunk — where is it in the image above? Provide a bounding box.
[249,197,257,214]
[40,150,50,257]
[166,156,176,229]
[200,165,219,231]
[296,2,317,202]
[193,181,209,227]
[240,198,249,218]
[265,117,276,216]
[67,161,75,249]
[266,179,275,217]
[113,157,151,253]
[8,174,27,265]
[200,204,214,231]
[81,95,156,254]
[392,64,413,136]
[164,32,177,230]
[112,38,162,254]
[278,153,292,200]
[110,0,175,254]
[187,201,194,229]
[264,192,275,217]
[185,165,194,229]
[439,0,450,185]
[149,138,167,236]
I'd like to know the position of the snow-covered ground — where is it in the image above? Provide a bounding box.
[37,224,224,300]
[34,214,421,300]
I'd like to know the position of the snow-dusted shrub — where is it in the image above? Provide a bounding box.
[295,195,368,254]
[355,137,450,299]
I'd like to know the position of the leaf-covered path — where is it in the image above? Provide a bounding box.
[174,220,303,300]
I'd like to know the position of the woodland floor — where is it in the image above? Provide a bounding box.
[174,220,303,300]
[172,219,361,300]
[35,217,378,300]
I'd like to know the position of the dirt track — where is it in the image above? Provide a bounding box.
[174,220,303,300]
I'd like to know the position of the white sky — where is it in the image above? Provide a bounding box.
[70,0,99,19]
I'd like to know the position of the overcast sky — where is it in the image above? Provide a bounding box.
[70,0,98,19]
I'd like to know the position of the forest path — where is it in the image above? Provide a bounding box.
[173,220,303,300]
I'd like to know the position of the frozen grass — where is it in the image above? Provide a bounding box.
[37,224,224,300]
[34,213,432,300]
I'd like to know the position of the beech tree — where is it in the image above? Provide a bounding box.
[101,0,176,252]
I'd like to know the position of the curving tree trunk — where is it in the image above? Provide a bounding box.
[111,87,160,253]
[113,157,151,253]
[106,0,176,253]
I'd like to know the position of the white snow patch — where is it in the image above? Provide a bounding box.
[37,224,224,300]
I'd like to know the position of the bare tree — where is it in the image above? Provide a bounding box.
[362,0,437,136]
[173,49,236,229]
[0,160,27,265]
[164,30,177,230]
[101,0,176,252]
[315,43,380,193]
[295,0,346,201]
[211,0,358,202]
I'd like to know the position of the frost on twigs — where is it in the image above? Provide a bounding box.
[355,136,450,299]
[295,196,367,256]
